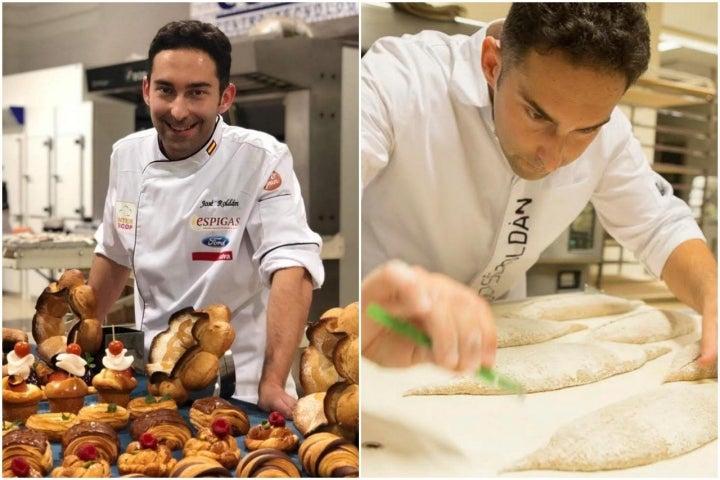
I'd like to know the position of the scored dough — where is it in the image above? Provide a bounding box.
[503,382,717,472]
[590,308,696,344]
[496,316,586,348]
[404,342,670,396]
[508,292,640,321]
[664,341,718,383]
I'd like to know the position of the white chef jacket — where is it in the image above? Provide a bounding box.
[361,23,704,301]
[95,115,324,403]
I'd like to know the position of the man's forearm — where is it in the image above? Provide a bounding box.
[261,267,313,388]
[661,239,718,315]
[88,254,132,323]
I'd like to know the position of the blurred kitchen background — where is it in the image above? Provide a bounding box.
[362,2,717,309]
[2,2,359,333]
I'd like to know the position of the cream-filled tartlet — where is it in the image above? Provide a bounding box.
[92,340,137,407]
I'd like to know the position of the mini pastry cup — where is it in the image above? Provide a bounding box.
[47,396,86,415]
[2,398,41,423]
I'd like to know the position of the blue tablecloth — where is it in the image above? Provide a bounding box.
[41,375,306,477]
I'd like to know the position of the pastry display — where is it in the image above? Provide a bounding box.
[183,418,242,470]
[117,432,177,477]
[44,343,89,414]
[169,456,233,477]
[145,304,234,404]
[50,443,111,477]
[92,339,137,406]
[77,403,130,431]
[3,457,43,478]
[129,408,192,451]
[189,397,250,436]
[298,431,359,477]
[2,341,43,422]
[2,429,53,475]
[32,269,102,363]
[294,302,359,442]
[235,448,301,478]
[244,412,298,453]
[126,394,178,419]
[25,412,78,442]
[62,420,121,463]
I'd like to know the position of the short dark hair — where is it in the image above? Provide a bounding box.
[148,20,232,92]
[500,3,650,88]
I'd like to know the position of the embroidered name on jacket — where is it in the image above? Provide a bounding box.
[190,216,242,230]
[478,198,532,300]
[199,198,240,208]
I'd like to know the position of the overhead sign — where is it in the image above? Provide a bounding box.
[190,2,358,38]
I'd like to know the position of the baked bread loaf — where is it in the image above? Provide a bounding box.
[127,395,178,419]
[292,393,328,437]
[25,412,78,442]
[170,456,233,477]
[298,431,359,477]
[130,408,192,451]
[235,449,301,477]
[324,382,359,433]
[300,345,340,394]
[189,397,249,436]
[183,418,242,470]
[51,444,111,478]
[146,305,235,403]
[62,420,120,463]
[244,412,298,453]
[77,403,129,431]
[333,336,359,385]
[2,429,53,475]
[117,432,177,476]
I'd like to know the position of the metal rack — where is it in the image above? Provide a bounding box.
[598,66,717,281]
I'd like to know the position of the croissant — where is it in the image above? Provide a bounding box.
[130,409,192,451]
[235,449,301,478]
[2,429,54,475]
[189,397,249,436]
[170,456,233,477]
[61,421,120,463]
[298,432,359,477]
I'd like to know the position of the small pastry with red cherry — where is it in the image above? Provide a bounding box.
[2,341,43,423]
[183,418,242,470]
[117,432,177,477]
[92,340,137,407]
[50,443,111,477]
[244,412,298,453]
[3,457,43,478]
[44,343,88,414]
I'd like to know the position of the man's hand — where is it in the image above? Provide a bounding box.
[361,260,497,371]
[258,380,297,419]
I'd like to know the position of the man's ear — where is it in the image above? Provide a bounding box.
[218,82,237,114]
[142,76,151,106]
[481,36,502,90]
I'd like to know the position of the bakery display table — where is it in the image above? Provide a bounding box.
[38,375,306,477]
[361,308,717,477]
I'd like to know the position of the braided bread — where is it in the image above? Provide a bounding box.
[244,423,298,453]
[183,425,242,470]
[117,439,177,476]
[235,449,301,477]
[50,454,111,477]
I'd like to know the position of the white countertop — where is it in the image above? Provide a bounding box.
[360,307,717,477]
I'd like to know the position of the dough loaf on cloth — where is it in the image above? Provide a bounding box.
[509,292,641,321]
[404,342,670,396]
[496,316,586,348]
[503,382,717,472]
[664,341,718,383]
[590,308,696,344]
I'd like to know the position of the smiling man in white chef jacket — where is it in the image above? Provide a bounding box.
[89,20,324,418]
[362,3,717,368]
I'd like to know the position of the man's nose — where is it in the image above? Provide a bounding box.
[537,135,566,172]
[169,96,189,120]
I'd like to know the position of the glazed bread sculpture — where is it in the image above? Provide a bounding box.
[31,269,102,363]
[146,305,234,404]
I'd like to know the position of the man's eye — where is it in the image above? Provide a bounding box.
[527,108,544,120]
[578,126,600,135]
[191,90,207,97]
[157,87,172,95]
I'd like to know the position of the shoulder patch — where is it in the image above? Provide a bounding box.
[264,171,282,191]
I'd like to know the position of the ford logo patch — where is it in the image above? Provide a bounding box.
[202,236,230,247]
